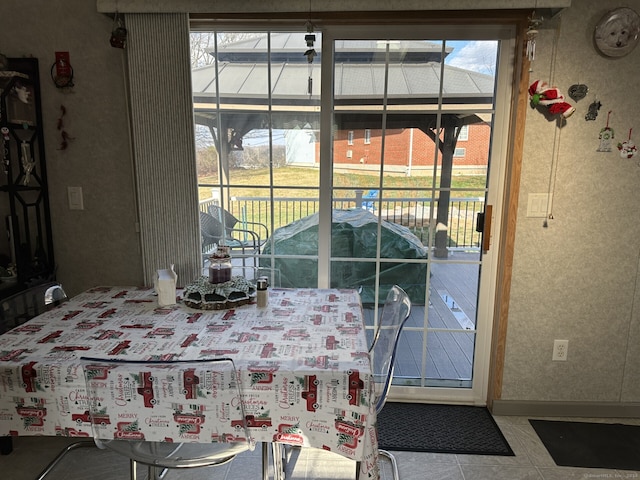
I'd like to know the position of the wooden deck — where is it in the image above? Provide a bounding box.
[363,251,480,387]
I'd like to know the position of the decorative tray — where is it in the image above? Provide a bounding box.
[182,276,256,310]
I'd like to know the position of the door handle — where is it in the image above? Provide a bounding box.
[475,205,493,253]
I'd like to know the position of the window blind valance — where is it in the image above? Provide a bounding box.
[97,0,570,14]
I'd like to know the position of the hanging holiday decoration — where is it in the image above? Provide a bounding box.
[585,99,601,121]
[526,12,544,71]
[110,12,128,49]
[56,105,74,150]
[617,128,638,158]
[528,80,576,118]
[568,83,588,102]
[304,21,316,96]
[597,111,614,152]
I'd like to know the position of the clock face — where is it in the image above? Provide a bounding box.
[594,7,640,57]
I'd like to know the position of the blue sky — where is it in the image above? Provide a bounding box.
[445,40,498,76]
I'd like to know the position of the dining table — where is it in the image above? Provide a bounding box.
[0,285,379,479]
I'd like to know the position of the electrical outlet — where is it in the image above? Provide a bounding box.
[552,339,568,361]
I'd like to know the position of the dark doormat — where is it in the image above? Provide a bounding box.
[377,402,514,455]
[530,419,640,471]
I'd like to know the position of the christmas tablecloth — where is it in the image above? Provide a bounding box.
[0,286,378,479]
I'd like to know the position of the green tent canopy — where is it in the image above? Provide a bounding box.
[260,209,428,304]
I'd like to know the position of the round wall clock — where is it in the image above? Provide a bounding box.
[594,7,640,57]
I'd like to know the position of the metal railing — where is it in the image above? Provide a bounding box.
[199,194,484,250]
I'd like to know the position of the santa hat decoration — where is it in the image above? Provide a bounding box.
[529,80,576,118]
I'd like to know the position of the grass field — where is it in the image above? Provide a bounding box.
[197,166,487,201]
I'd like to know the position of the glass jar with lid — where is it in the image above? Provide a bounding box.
[208,245,232,284]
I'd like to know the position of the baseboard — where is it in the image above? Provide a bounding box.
[491,400,640,418]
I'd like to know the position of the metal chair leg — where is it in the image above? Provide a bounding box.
[272,442,286,480]
[379,449,400,480]
[35,441,96,480]
[262,442,269,480]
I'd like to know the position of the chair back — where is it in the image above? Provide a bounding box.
[369,285,411,413]
[200,211,224,243]
[208,205,239,231]
[0,282,68,333]
[81,357,254,469]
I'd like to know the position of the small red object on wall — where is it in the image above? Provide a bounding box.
[51,52,74,88]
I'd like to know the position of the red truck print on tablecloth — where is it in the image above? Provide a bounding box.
[0,349,29,361]
[72,410,111,426]
[92,330,123,340]
[252,325,284,332]
[98,308,118,319]
[181,333,199,348]
[325,336,339,350]
[283,328,310,340]
[343,311,356,323]
[186,313,203,323]
[51,345,91,352]
[145,327,175,339]
[304,355,338,370]
[109,340,131,356]
[20,361,38,392]
[199,348,239,357]
[137,372,156,407]
[222,310,236,321]
[62,310,82,321]
[260,342,277,358]
[347,370,364,406]
[235,332,260,343]
[206,324,233,333]
[11,324,44,334]
[121,323,153,330]
[75,320,103,330]
[37,330,63,343]
[301,375,319,412]
[232,414,272,430]
[182,369,200,399]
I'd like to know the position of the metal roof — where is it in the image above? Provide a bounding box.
[193,33,493,104]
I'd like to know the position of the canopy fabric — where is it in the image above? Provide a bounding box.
[261,209,428,304]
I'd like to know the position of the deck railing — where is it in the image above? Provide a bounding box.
[199,194,484,250]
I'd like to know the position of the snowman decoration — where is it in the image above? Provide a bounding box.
[618,129,638,159]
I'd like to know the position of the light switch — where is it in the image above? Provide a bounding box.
[68,186,84,210]
[526,193,551,218]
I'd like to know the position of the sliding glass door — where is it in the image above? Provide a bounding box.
[191,24,515,404]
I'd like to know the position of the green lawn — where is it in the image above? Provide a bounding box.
[197,166,486,201]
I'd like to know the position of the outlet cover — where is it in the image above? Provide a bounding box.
[68,186,84,210]
[552,339,568,361]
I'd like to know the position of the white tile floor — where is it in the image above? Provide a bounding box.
[2,415,640,480]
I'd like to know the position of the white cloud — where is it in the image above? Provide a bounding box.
[446,41,498,76]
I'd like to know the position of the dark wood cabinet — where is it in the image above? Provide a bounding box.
[1,58,54,297]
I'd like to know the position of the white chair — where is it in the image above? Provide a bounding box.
[361,284,411,480]
[80,357,254,480]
